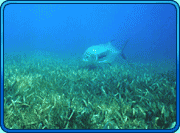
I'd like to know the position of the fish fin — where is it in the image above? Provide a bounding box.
[121,53,126,60]
[98,60,111,64]
[98,60,107,63]
[121,39,129,53]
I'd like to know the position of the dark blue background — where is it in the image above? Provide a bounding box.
[4,4,176,71]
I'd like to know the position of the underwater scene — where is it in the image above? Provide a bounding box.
[3,3,177,129]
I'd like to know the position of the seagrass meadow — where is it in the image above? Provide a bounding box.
[3,52,176,129]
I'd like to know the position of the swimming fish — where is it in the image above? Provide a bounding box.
[83,40,128,64]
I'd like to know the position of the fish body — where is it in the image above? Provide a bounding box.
[83,41,125,64]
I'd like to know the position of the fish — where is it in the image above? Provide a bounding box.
[83,40,128,64]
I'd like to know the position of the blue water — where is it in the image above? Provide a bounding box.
[4,3,176,72]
